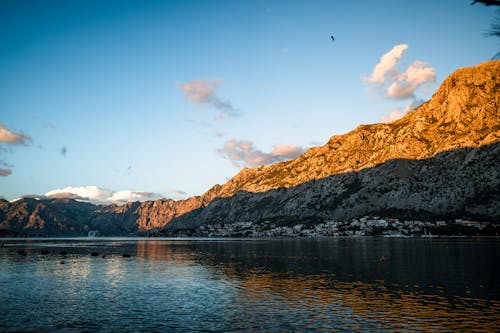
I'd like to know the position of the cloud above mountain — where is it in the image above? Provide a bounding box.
[218,139,306,168]
[386,61,436,99]
[363,44,435,123]
[166,189,188,200]
[44,186,164,204]
[181,79,239,120]
[363,44,436,100]
[364,44,408,84]
[168,189,187,196]
[380,99,425,123]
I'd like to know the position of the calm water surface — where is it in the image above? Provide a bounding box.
[0,237,498,332]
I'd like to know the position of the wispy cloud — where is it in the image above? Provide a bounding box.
[45,186,165,204]
[0,123,31,145]
[181,79,240,120]
[380,110,406,123]
[363,44,436,100]
[166,189,188,200]
[308,140,324,147]
[380,99,425,123]
[43,122,57,130]
[168,189,187,196]
[0,160,12,177]
[184,118,227,138]
[218,139,306,168]
[0,124,32,176]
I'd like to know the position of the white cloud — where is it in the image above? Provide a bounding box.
[218,139,306,168]
[363,44,408,84]
[0,124,31,176]
[46,186,112,202]
[380,99,424,123]
[45,186,165,204]
[387,61,436,99]
[0,123,31,145]
[166,189,188,200]
[168,189,187,196]
[363,44,435,100]
[180,79,239,120]
[108,190,160,203]
[380,110,406,123]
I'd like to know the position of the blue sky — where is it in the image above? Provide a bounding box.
[0,0,498,203]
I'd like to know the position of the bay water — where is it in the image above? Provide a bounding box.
[0,237,498,332]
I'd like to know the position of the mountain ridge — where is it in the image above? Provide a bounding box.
[1,60,499,236]
[163,141,500,234]
[208,60,499,197]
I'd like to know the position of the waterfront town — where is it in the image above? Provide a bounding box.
[159,217,498,238]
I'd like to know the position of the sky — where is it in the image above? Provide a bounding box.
[0,0,498,204]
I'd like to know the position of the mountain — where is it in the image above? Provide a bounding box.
[162,60,500,232]
[164,141,500,234]
[1,60,499,236]
[0,198,98,236]
[203,60,500,197]
[161,60,499,230]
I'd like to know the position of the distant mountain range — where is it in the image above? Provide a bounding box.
[1,60,499,236]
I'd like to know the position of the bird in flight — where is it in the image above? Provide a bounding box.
[330,35,335,42]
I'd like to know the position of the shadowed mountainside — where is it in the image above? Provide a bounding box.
[163,142,500,233]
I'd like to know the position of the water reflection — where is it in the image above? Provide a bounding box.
[183,239,499,331]
[135,239,196,264]
[0,238,498,332]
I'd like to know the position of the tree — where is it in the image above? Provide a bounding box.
[472,0,500,59]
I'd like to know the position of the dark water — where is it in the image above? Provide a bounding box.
[0,237,498,332]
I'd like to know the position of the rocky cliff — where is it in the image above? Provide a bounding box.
[0,198,98,236]
[1,60,499,236]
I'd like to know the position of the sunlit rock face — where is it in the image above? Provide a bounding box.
[164,60,500,231]
[1,61,499,236]
[209,60,500,197]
